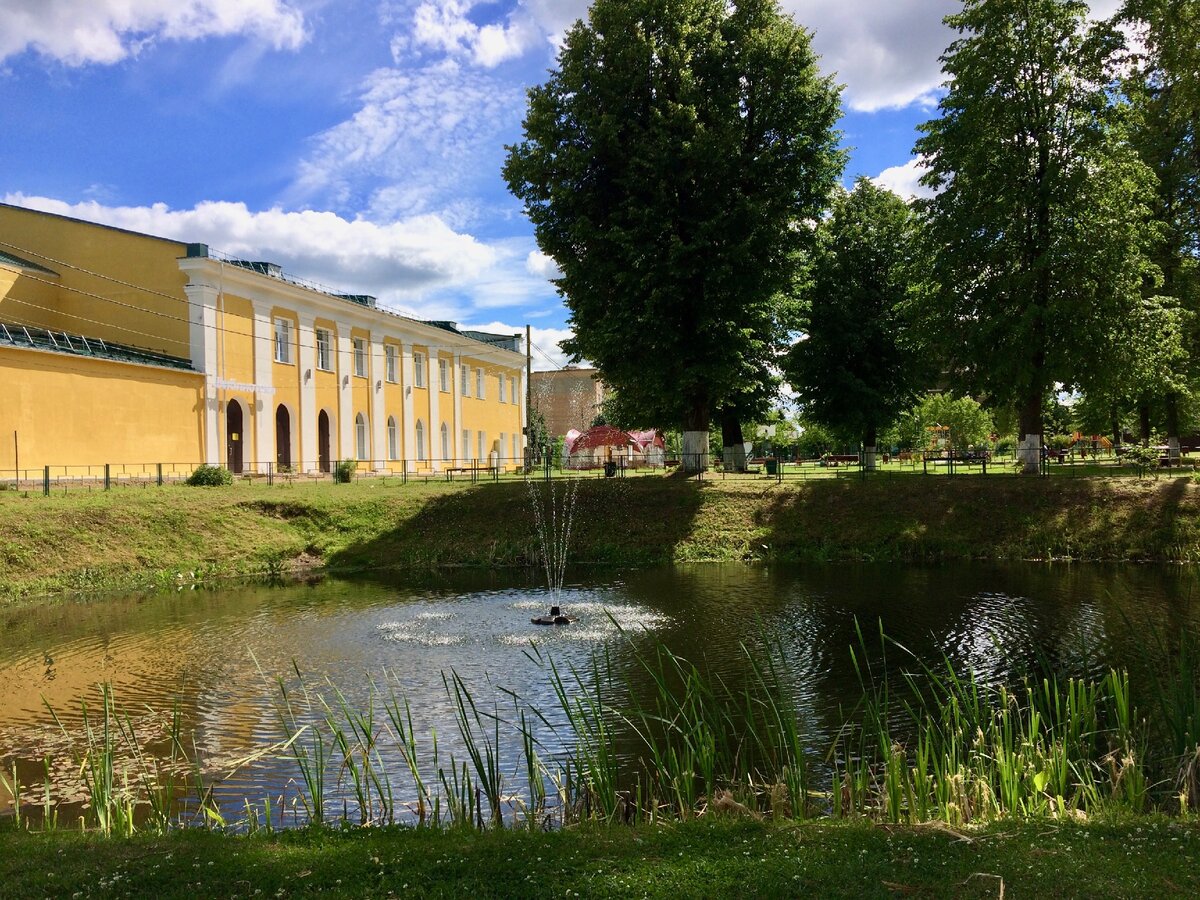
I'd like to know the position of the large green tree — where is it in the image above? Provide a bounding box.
[915,0,1158,473]
[503,0,843,471]
[783,178,922,469]
[1120,0,1200,457]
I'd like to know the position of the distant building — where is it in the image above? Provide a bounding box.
[530,367,606,437]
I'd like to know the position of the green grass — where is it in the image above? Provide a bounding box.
[3,474,1200,603]
[2,817,1197,898]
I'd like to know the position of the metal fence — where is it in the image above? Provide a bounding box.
[0,446,1191,496]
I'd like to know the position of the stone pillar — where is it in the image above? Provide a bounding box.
[297,314,318,473]
[251,303,274,474]
[337,330,354,461]
[428,347,442,472]
[370,333,387,470]
[452,351,464,466]
[401,342,416,471]
[184,282,220,466]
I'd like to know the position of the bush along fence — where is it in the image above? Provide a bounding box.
[1,445,1193,496]
[2,625,1198,836]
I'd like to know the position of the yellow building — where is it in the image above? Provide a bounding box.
[0,203,527,476]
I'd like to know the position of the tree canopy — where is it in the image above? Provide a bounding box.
[783,178,922,466]
[915,0,1158,471]
[503,0,843,468]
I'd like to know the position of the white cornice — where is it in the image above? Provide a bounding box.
[177,256,524,366]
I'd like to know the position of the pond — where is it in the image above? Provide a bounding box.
[1,563,1197,825]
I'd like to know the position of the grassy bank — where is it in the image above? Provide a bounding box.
[2,817,1197,898]
[2,474,1200,602]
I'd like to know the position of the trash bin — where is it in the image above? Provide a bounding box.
[765,458,778,476]
[604,461,617,478]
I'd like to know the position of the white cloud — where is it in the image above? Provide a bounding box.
[872,158,936,201]
[291,60,524,220]
[0,0,307,66]
[4,193,565,325]
[525,250,561,280]
[781,0,1131,112]
[469,321,575,371]
[409,0,577,67]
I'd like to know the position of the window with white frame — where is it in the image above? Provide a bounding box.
[385,345,398,383]
[353,338,367,377]
[273,317,292,364]
[512,433,519,462]
[460,364,470,396]
[388,417,399,461]
[498,374,506,403]
[475,368,485,399]
[462,429,470,460]
[315,328,332,371]
[509,376,517,404]
[500,432,506,462]
[440,423,450,460]
[439,358,449,392]
[414,351,426,388]
[477,430,485,462]
[355,413,368,461]
[415,420,426,461]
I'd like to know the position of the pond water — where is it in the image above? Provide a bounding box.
[1,563,1198,823]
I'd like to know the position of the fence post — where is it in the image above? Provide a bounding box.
[923,453,928,476]
[982,454,987,476]
[268,461,274,486]
[43,465,49,497]
[104,463,111,491]
[156,463,163,487]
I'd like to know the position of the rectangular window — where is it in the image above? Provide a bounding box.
[475,368,485,400]
[315,328,332,371]
[413,351,425,388]
[439,358,449,392]
[463,429,471,460]
[498,374,507,404]
[273,317,292,364]
[461,364,470,396]
[353,338,367,377]
[500,432,506,462]
[385,345,398,383]
[512,433,519,461]
[509,376,517,404]
[477,430,485,462]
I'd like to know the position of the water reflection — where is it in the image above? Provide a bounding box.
[0,563,1197,821]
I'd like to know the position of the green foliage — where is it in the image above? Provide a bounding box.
[915,0,1159,439]
[795,420,836,459]
[334,460,357,484]
[185,465,232,487]
[785,179,923,448]
[886,394,994,450]
[503,0,844,433]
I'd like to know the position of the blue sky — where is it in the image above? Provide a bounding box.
[0,0,1119,368]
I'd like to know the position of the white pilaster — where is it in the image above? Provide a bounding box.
[401,342,416,471]
[184,282,220,465]
[297,314,318,473]
[337,330,354,460]
[452,351,464,466]
[251,303,274,473]
[370,334,387,470]
[428,348,442,472]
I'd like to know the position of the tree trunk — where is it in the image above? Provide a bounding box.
[1017,391,1043,475]
[1166,392,1181,462]
[1110,406,1121,452]
[681,400,709,474]
[721,410,746,473]
[862,424,878,472]
[1139,399,1152,446]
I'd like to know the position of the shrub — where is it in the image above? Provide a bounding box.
[334,459,357,483]
[186,465,232,487]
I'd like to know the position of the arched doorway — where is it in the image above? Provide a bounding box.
[276,405,292,470]
[226,401,244,474]
[318,410,331,473]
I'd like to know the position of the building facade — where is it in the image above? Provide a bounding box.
[0,203,527,475]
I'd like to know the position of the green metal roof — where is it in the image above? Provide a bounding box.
[0,322,193,371]
[0,249,58,277]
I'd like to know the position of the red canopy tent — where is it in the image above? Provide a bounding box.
[569,425,637,451]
